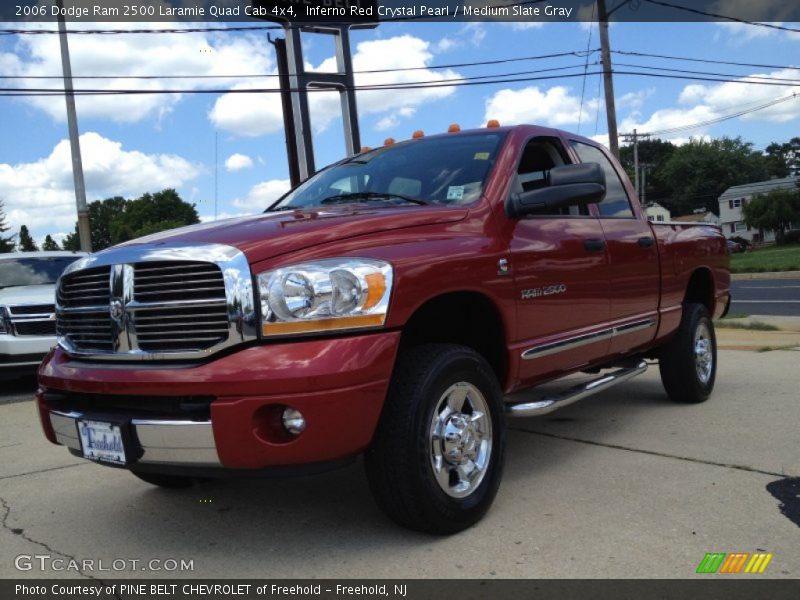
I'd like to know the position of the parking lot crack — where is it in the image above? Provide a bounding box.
[0,463,86,481]
[0,495,111,587]
[510,428,796,478]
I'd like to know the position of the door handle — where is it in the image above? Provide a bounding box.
[638,236,655,248]
[583,239,606,252]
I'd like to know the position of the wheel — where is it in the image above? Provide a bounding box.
[659,303,717,403]
[131,471,196,489]
[365,343,506,534]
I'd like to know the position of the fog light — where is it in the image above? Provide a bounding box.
[282,408,306,435]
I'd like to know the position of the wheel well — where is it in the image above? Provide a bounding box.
[684,268,714,312]
[399,292,507,387]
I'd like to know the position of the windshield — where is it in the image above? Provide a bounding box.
[0,257,80,288]
[271,132,506,211]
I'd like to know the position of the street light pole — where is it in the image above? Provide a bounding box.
[56,0,91,252]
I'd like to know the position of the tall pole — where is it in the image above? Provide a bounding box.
[56,0,91,252]
[597,0,619,159]
[632,128,639,196]
[214,132,219,221]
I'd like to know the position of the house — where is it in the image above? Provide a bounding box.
[718,177,799,243]
[672,212,720,226]
[643,202,671,223]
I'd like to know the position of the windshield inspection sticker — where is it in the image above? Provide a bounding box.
[473,152,490,160]
[447,186,465,200]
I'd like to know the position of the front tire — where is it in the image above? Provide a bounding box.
[659,303,717,403]
[365,344,506,534]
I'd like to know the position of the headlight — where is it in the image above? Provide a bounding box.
[257,258,393,337]
[0,307,9,335]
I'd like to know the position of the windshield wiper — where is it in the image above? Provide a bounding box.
[321,192,428,206]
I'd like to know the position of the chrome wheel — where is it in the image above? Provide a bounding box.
[694,322,713,384]
[429,382,493,498]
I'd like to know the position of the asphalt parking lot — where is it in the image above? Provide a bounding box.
[1,346,798,580]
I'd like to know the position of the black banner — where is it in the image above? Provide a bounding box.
[4,580,800,600]
[2,0,800,24]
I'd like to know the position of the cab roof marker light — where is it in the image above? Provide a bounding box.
[359,146,372,153]
[486,119,500,128]
[412,130,425,139]
[384,137,395,146]
[448,124,461,133]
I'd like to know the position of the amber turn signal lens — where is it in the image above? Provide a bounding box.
[262,314,386,337]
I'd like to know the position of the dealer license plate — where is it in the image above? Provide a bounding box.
[78,420,126,464]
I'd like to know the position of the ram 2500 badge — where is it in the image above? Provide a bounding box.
[37,124,730,533]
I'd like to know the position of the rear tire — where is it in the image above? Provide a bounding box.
[659,303,717,404]
[365,344,506,534]
[131,471,196,489]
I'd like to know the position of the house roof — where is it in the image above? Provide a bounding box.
[719,177,799,200]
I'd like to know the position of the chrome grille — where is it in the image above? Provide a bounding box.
[8,304,55,316]
[133,262,228,352]
[55,244,257,361]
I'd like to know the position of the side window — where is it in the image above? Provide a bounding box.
[516,137,587,216]
[570,141,634,218]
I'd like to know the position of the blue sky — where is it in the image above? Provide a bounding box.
[0,19,798,246]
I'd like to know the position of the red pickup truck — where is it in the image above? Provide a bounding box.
[37,124,730,533]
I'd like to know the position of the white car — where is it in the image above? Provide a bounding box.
[0,251,86,378]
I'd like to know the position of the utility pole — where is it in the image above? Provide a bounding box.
[640,164,648,205]
[597,0,619,159]
[56,0,91,252]
[620,129,651,198]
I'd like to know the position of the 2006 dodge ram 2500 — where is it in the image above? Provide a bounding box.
[37,124,730,533]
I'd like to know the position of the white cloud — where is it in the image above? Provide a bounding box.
[231,179,291,211]
[483,86,600,128]
[374,107,416,132]
[507,22,545,31]
[211,35,461,138]
[2,22,274,123]
[0,133,199,240]
[224,153,254,172]
[617,88,656,112]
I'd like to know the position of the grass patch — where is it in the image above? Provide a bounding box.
[715,320,779,331]
[730,244,800,273]
[721,313,749,319]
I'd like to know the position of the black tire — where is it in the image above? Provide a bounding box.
[659,303,717,404]
[365,344,506,534]
[131,471,196,489]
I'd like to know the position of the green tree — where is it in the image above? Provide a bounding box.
[0,200,15,253]
[42,234,60,251]
[620,138,677,205]
[18,225,39,251]
[742,187,800,244]
[660,137,770,216]
[764,137,800,179]
[62,189,200,251]
[61,231,80,251]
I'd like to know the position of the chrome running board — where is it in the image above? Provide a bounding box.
[505,360,648,418]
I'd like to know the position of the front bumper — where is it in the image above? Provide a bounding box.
[0,333,53,371]
[37,331,400,471]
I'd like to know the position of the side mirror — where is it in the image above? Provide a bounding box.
[507,162,606,218]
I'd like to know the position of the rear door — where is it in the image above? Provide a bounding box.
[500,136,611,383]
[569,140,660,354]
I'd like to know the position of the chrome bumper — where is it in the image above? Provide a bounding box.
[49,410,222,467]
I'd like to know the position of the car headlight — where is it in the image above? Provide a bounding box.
[0,307,9,335]
[257,258,393,337]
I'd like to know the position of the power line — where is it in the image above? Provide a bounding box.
[613,50,800,73]
[577,4,596,134]
[639,93,798,137]
[0,49,598,80]
[641,0,800,34]
[613,62,800,84]
[0,25,284,35]
[4,68,800,98]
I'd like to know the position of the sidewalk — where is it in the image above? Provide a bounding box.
[731,270,800,280]
[715,314,800,351]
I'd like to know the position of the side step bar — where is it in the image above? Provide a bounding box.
[505,360,648,418]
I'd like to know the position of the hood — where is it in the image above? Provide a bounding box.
[118,204,469,264]
[0,284,56,307]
